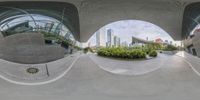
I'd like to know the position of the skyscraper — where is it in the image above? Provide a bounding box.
[121,41,128,47]
[114,36,117,47]
[106,28,114,47]
[96,30,100,47]
[96,27,106,47]
[114,36,121,47]
[117,38,121,47]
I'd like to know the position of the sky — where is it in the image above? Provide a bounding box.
[85,20,175,47]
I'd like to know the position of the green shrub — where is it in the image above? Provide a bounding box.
[83,47,93,53]
[163,45,177,51]
[83,47,89,53]
[97,47,146,59]
[149,50,157,57]
[145,43,163,50]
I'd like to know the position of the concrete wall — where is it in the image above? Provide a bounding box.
[0,33,65,64]
[70,0,200,42]
[78,0,186,42]
[0,33,45,46]
[1,45,65,64]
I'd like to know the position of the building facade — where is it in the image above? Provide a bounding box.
[121,41,128,47]
[106,28,114,47]
[114,36,121,47]
[96,27,106,47]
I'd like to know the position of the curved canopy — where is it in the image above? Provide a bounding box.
[0,1,80,40]
[182,2,200,39]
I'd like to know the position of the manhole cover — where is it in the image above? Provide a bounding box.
[27,67,39,74]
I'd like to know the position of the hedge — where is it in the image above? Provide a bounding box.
[97,47,146,59]
[84,47,94,53]
[163,45,178,51]
[149,50,157,57]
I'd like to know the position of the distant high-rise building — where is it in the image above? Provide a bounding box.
[96,31,100,47]
[121,41,128,47]
[106,28,114,47]
[146,37,149,41]
[114,36,117,47]
[96,27,106,47]
[114,36,121,47]
[117,37,121,47]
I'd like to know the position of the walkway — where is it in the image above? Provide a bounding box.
[176,51,200,75]
[0,52,81,85]
[0,53,199,100]
[89,53,167,75]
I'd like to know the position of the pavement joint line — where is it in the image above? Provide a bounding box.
[175,54,200,77]
[45,64,49,77]
[0,54,80,86]
[88,55,122,75]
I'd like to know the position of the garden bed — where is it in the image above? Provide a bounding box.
[97,47,157,59]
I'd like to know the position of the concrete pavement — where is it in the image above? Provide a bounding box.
[176,51,200,75]
[89,53,167,75]
[0,53,199,99]
[0,52,80,85]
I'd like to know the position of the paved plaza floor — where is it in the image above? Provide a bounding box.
[89,53,167,75]
[0,52,200,100]
[0,52,80,85]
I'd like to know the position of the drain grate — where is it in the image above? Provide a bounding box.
[27,67,39,74]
